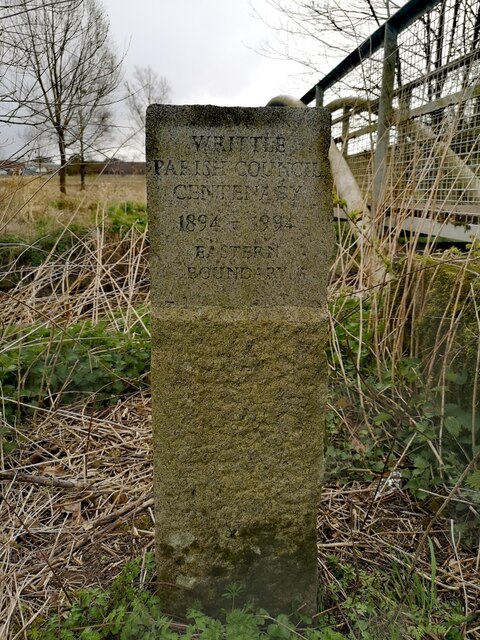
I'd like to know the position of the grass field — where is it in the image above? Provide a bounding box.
[0,174,146,238]
[0,174,479,639]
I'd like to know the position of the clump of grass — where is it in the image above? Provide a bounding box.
[0,223,90,277]
[49,196,78,211]
[107,201,147,234]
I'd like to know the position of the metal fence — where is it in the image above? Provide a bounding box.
[301,0,480,242]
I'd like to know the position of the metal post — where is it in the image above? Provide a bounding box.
[315,85,324,107]
[397,86,412,194]
[341,105,351,156]
[372,23,398,213]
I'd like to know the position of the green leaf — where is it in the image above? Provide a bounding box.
[445,370,468,385]
[413,455,429,470]
[267,614,294,638]
[372,412,392,424]
[444,416,461,438]
[416,421,432,435]
[466,470,480,490]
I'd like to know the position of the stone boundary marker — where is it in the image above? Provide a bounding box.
[147,105,333,616]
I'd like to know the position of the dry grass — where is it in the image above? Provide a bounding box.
[1,397,479,637]
[0,174,146,239]
[0,209,153,637]
[318,480,480,635]
[0,223,150,328]
[0,395,154,639]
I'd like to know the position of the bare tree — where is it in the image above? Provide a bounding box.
[255,0,402,76]
[0,0,73,18]
[257,0,480,88]
[73,103,113,190]
[0,1,94,126]
[124,65,170,154]
[2,0,122,194]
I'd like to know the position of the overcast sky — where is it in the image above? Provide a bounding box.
[103,0,314,108]
[1,0,320,161]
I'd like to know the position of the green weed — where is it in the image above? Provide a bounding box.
[321,554,467,639]
[25,553,347,639]
[25,552,468,640]
[0,318,150,427]
[107,202,147,234]
[327,290,480,543]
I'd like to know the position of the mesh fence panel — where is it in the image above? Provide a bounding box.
[325,0,480,223]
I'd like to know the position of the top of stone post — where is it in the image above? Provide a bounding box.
[146,105,332,308]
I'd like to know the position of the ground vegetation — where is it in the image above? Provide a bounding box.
[0,172,478,638]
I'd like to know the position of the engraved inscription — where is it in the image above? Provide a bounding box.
[187,266,285,280]
[194,245,279,259]
[179,214,220,231]
[154,159,321,179]
[234,160,321,178]
[191,135,286,153]
[150,125,326,293]
[172,184,301,202]
[154,159,227,177]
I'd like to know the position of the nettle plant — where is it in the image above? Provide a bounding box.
[26,552,468,640]
[326,287,480,540]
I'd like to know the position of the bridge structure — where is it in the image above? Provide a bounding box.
[301,0,480,244]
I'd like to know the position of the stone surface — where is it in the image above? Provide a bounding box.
[147,105,333,616]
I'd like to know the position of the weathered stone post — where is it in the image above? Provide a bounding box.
[147,105,332,616]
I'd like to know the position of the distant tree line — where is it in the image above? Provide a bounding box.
[65,157,146,176]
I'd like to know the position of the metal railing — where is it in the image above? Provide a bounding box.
[300,0,480,240]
